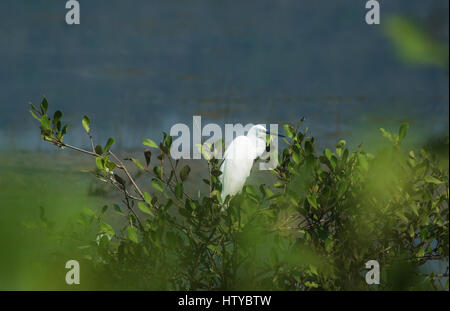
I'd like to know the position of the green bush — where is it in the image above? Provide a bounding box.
[29,98,449,290]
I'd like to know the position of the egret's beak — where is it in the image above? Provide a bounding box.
[266,131,285,138]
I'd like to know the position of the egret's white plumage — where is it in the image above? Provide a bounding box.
[220,125,268,201]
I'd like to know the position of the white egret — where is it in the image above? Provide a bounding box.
[219,124,283,202]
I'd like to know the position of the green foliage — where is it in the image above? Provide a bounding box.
[104,138,115,153]
[29,98,449,290]
[143,138,158,149]
[82,116,90,134]
[384,16,449,68]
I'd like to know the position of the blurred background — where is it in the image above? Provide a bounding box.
[0,0,448,289]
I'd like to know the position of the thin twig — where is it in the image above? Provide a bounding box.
[109,150,146,202]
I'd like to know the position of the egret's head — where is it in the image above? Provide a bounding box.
[246,124,285,159]
[247,124,285,141]
[247,124,268,141]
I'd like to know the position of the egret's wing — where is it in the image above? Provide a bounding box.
[220,136,255,200]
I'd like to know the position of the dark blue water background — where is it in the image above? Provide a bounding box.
[0,0,448,151]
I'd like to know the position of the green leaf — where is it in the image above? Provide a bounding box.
[180,165,191,182]
[144,192,152,206]
[104,137,115,153]
[142,138,158,149]
[82,207,96,217]
[137,202,154,216]
[29,102,40,114]
[207,244,221,253]
[424,176,444,184]
[153,166,163,179]
[61,124,69,136]
[292,150,301,164]
[309,265,318,276]
[358,154,369,171]
[127,226,139,243]
[324,149,336,170]
[274,182,284,189]
[307,194,318,209]
[40,97,48,114]
[40,115,51,132]
[95,157,104,170]
[336,140,346,149]
[164,135,173,149]
[105,161,116,171]
[245,185,259,198]
[337,182,347,198]
[398,123,409,142]
[131,158,144,170]
[380,128,393,142]
[100,221,114,236]
[409,225,415,238]
[325,237,334,252]
[152,178,164,192]
[82,115,90,133]
[324,148,333,160]
[29,109,40,121]
[53,110,62,123]
[113,204,124,215]
[305,141,313,154]
[411,203,419,217]
[283,124,295,139]
[416,247,425,258]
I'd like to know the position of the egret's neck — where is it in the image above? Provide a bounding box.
[248,136,266,159]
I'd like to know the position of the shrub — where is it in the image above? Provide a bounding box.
[29,98,449,290]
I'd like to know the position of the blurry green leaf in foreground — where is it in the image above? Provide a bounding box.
[424,175,444,184]
[384,16,449,68]
[127,226,139,243]
[100,221,114,237]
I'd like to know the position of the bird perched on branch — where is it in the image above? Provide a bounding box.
[219,124,283,202]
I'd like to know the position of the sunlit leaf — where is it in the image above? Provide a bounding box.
[143,138,158,149]
[137,202,154,216]
[424,176,444,184]
[100,221,114,237]
[152,178,164,192]
[82,115,90,133]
